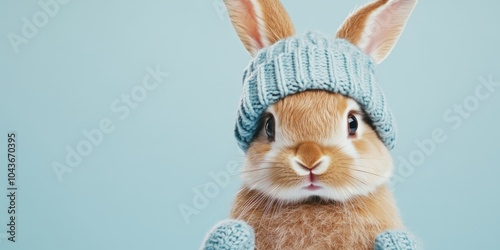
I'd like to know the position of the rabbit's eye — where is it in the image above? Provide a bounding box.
[265,115,275,140]
[348,114,358,136]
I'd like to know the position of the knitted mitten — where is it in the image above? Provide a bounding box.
[374,230,419,250]
[200,219,254,250]
[201,220,419,250]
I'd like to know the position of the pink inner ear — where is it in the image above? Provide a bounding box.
[361,0,414,60]
[241,0,264,49]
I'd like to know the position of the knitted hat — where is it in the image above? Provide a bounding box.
[235,32,396,151]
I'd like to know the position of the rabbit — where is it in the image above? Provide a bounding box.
[222,0,418,249]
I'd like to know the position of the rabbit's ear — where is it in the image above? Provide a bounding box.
[224,0,295,56]
[336,0,417,64]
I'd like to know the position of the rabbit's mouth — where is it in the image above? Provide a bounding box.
[303,183,322,191]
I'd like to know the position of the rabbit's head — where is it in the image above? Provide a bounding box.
[224,0,417,202]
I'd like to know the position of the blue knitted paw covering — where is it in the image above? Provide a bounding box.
[374,230,419,250]
[234,31,396,151]
[201,219,255,250]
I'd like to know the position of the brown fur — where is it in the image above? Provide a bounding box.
[295,142,323,169]
[225,0,262,53]
[224,0,295,55]
[336,0,418,63]
[259,0,295,45]
[336,0,388,45]
[231,186,402,250]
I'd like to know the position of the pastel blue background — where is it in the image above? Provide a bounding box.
[1,0,499,249]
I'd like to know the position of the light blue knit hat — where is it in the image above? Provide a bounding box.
[235,31,396,151]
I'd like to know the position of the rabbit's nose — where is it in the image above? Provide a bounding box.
[295,142,322,168]
[291,142,330,176]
